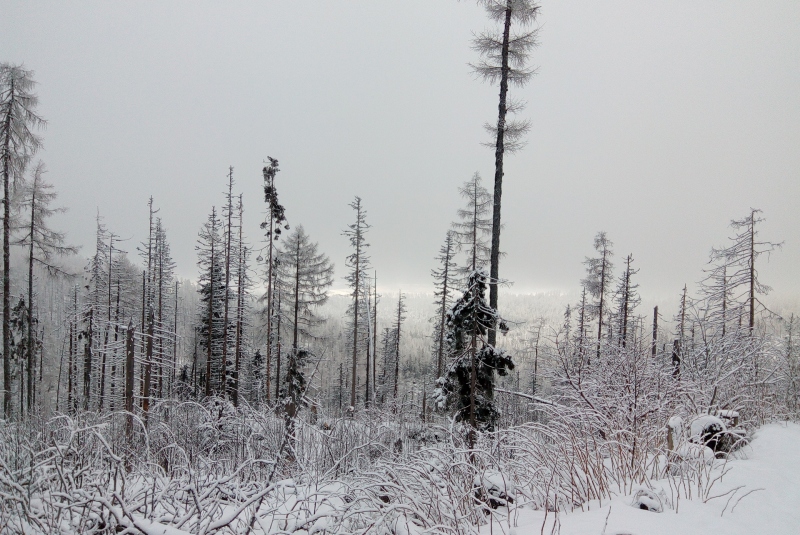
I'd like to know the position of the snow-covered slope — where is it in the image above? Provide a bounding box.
[494,423,800,535]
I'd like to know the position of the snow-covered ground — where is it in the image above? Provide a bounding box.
[492,423,800,535]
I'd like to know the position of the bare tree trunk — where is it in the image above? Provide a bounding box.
[621,255,632,347]
[652,306,658,358]
[749,210,756,333]
[468,329,477,452]
[393,292,403,400]
[436,239,452,380]
[595,248,608,361]
[372,272,377,400]
[99,234,114,411]
[67,287,76,414]
[221,168,233,399]
[365,280,372,408]
[205,218,216,398]
[274,291,282,401]
[143,305,153,420]
[110,279,120,411]
[139,269,145,397]
[157,231,164,399]
[172,281,178,398]
[125,321,135,438]
[265,218,274,404]
[233,201,244,406]
[488,2,513,348]
[2,88,12,418]
[351,254,360,410]
[83,306,93,410]
[26,185,36,413]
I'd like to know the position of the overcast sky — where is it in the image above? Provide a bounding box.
[2,1,798,303]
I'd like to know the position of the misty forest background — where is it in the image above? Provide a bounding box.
[1,1,799,534]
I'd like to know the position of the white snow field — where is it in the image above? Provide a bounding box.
[489,423,800,535]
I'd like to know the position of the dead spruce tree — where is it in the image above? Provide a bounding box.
[582,231,614,362]
[392,291,407,401]
[343,196,370,410]
[451,172,492,281]
[611,253,640,348]
[470,0,539,346]
[1,63,45,418]
[431,231,457,382]
[231,195,253,406]
[707,209,781,335]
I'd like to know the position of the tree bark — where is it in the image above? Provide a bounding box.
[125,321,135,438]
[488,2,513,348]
[2,80,13,418]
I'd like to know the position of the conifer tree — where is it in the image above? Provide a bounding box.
[470,1,540,346]
[574,287,589,362]
[392,291,407,400]
[260,157,286,403]
[431,232,457,382]
[343,196,371,409]
[277,225,333,445]
[612,254,640,348]
[197,208,226,397]
[582,232,614,361]
[221,167,235,398]
[232,195,252,406]
[437,269,513,442]
[1,64,45,417]
[706,209,781,335]
[451,173,492,280]
[83,214,109,410]
[13,161,77,412]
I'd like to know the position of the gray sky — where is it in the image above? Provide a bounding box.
[3,1,799,303]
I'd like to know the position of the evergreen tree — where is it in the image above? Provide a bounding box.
[259,157,287,404]
[277,224,333,435]
[437,269,514,438]
[196,208,226,397]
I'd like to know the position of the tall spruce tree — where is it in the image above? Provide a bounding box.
[277,225,333,444]
[343,197,371,410]
[470,1,539,347]
[582,232,614,361]
[392,291,407,400]
[431,231,457,382]
[1,64,45,417]
[259,157,286,403]
[197,208,226,397]
[13,161,77,412]
[232,195,252,406]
